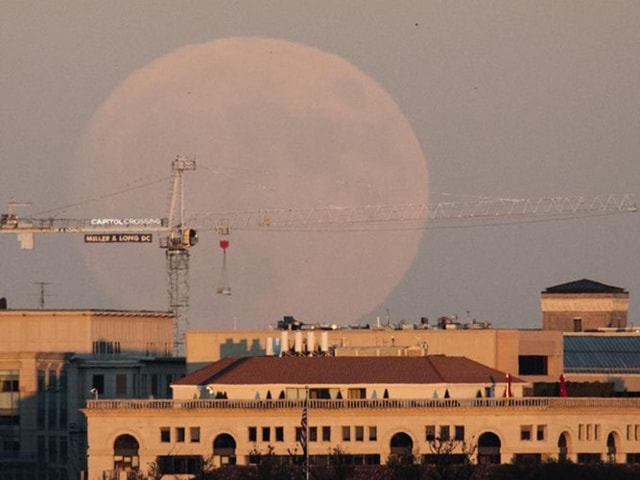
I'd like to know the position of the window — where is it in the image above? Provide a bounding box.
[176,427,185,442]
[141,374,148,397]
[573,318,582,332]
[160,427,170,443]
[342,426,351,441]
[151,374,159,398]
[369,426,377,441]
[536,425,546,441]
[49,435,57,463]
[322,426,331,442]
[520,425,532,441]
[426,425,436,441]
[577,453,601,464]
[518,356,548,376]
[115,374,127,396]
[455,426,465,441]
[347,388,366,399]
[440,426,450,441]
[310,427,317,442]
[262,427,270,442]
[309,388,331,399]
[275,427,284,442]
[92,374,104,395]
[248,426,257,442]
[165,374,173,398]
[190,427,200,443]
[355,426,364,442]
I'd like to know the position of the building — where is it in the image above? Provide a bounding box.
[83,354,640,479]
[185,327,563,385]
[541,279,629,332]
[0,309,185,480]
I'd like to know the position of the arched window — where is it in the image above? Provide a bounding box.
[557,432,570,462]
[607,432,618,463]
[113,434,139,472]
[477,432,501,464]
[390,432,413,461]
[213,433,237,465]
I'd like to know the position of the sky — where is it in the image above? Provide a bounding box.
[1,1,639,331]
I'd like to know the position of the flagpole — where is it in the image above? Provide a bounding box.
[305,385,309,480]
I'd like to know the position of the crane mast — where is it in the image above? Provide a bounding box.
[160,156,197,355]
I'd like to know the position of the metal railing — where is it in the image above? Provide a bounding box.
[85,396,640,410]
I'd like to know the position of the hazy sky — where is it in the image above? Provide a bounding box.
[1,1,639,330]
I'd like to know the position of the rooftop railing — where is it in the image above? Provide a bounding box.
[85,396,640,411]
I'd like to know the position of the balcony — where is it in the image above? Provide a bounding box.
[85,397,640,411]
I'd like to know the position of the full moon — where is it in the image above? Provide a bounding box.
[73,37,428,329]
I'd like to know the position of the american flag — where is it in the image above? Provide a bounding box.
[300,401,308,454]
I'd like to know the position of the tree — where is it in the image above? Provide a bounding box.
[311,446,355,480]
[424,436,477,480]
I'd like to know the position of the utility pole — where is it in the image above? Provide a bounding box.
[32,281,53,309]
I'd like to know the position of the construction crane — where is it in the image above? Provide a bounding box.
[1,159,637,355]
[0,155,198,355]
[192,193,638,233]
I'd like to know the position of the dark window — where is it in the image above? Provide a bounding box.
[262,427,270,442]
[92,375,105,395]
[440,425,450,441]
[275,427,284,442]
[157,455,204,475]
[369,426,377,441]
[190,427,200,443]
[537,425,546,441]
[518,356,548,376]
[355,426,364,442]
[151,374,159,397]
[513,454,541,464]
[310,426,317,442]
[577,453,601,464]
[455,425,465,441]
[342,426,351,441]
[115,374,127,396]
[573,318,582,332]
[322,426,331,442]
[160,427,170,443]
[176,427,185,442]
[426,425,436,441]
[248,426,257,442]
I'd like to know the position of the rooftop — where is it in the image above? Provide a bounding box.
[173,355,523,386]
[543,278,627,295]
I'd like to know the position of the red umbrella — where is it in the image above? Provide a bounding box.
[559,374,568,397]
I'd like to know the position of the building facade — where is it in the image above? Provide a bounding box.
[541,279,629,332]
[0,309,185,480]
[83,355,640,479]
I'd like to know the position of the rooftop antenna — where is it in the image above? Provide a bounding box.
[32,282,53,309]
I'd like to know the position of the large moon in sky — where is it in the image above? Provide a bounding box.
[73,37,428,329]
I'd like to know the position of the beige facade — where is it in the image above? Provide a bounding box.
[186,328,563,383]
[541,279,629,332]
[0,309,174,356]
[83,393,640,478]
